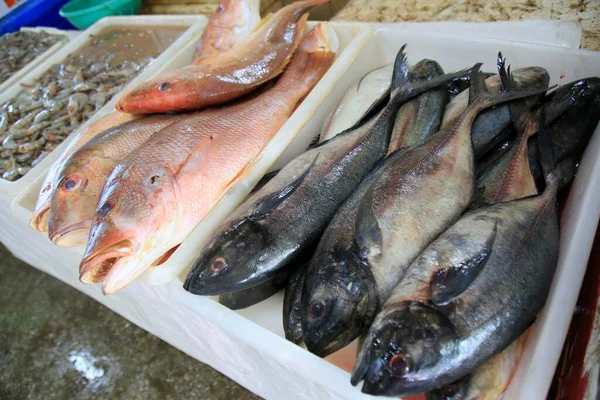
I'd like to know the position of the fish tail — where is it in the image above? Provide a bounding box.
[275,22,337,100]
[389,64,473,109]
[475,83,554,113]
[391,44,409,92]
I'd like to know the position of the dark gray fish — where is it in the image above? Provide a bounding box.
[527,77,600,188]
[351,111,561,396]
[300,66,552,358]
[388,59,447,153]
[283,264,308,345]
[442,63,549,159]
[183,46,473,296]
[218,270,290,310]
[471,66,591,210]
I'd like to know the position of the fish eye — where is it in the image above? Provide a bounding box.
[216,4,224,12]
[158,82,171,92]
[61,175,82,192]
[308,300,326,319]
[211,257,227,273]
[389,353,412,376]
[97,199,115,218]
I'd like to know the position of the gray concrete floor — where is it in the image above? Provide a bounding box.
[0,244,260,400]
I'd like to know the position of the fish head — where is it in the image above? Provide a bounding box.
[115,71,196,114]
[183,217,273,295]
[80,163,179,294]
[301,249,379,357]
[410,59,444,80]
[351,301,458,396]
[48,149,109,247]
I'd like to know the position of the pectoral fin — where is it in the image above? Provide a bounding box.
[248,154,318,221]
[430,222,497,305]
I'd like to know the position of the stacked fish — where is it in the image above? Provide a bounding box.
[182,42,600,397]
[30,0,336,295]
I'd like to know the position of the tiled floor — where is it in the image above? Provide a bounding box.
[0,245,260,400]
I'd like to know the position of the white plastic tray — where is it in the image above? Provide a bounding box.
[0,15,208,197]
[0,27,71,95]
[2,22,600,400]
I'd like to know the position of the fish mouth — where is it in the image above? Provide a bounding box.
[30,206,50,232]
[49,220,92,247]
[80,239,136,284]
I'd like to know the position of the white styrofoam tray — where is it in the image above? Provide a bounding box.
[0,27,71,95]
[2,21,600,400]
[0,15,208,196]
[10,21,375,280]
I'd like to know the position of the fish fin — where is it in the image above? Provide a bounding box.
[248,154,318,221]
[430,222,497,305]
[355,173,384,257]
[390,44,409,93]
[468,63,488,105]
[499,55,532,134]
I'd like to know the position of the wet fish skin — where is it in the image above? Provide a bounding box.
[191,0,261,64]
[219,268,290,310]
[183,47,474,297]
[425,332,527,400]
[319,64,393,142]
[80,23,336,293]
[283,264,308,345]
[471,72,590,209]
[388,59,447,153]
[47,114,185,248]
[116,0,325,114]
[31,112,138,232]
[442,66,549,159]
[351,114,561,396]
[527,77,600,187]
[301,67,551,358]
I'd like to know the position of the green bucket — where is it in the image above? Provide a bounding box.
[59,0,142,30]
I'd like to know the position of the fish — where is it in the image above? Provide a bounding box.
[351,110,562,396]
[471,66,591,210]
[425,333,528,400]
[115,0,326,114]
[183,46,474,296]
[80,23,337,293]
[319,64,393,142]
[191,0,261,65]
[283,264,308,345]
[527,77,600,188]
[30,111,138,232]
[441,62,549,159]
[47,114,185,248]
[219,269,290,310]
[388,59,447,153]
[300,65,551,358]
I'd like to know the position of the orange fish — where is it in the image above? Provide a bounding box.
[48,114,185,248]
[191,0,261,65]
[115,0,327,114]
[81,23,337,294]
[31,112,138,233]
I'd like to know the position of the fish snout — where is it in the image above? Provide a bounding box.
[49,220,92,248]
[30,205,50,232]
[79,239,137,284]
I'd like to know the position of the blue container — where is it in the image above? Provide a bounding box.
[0,0,76,36]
